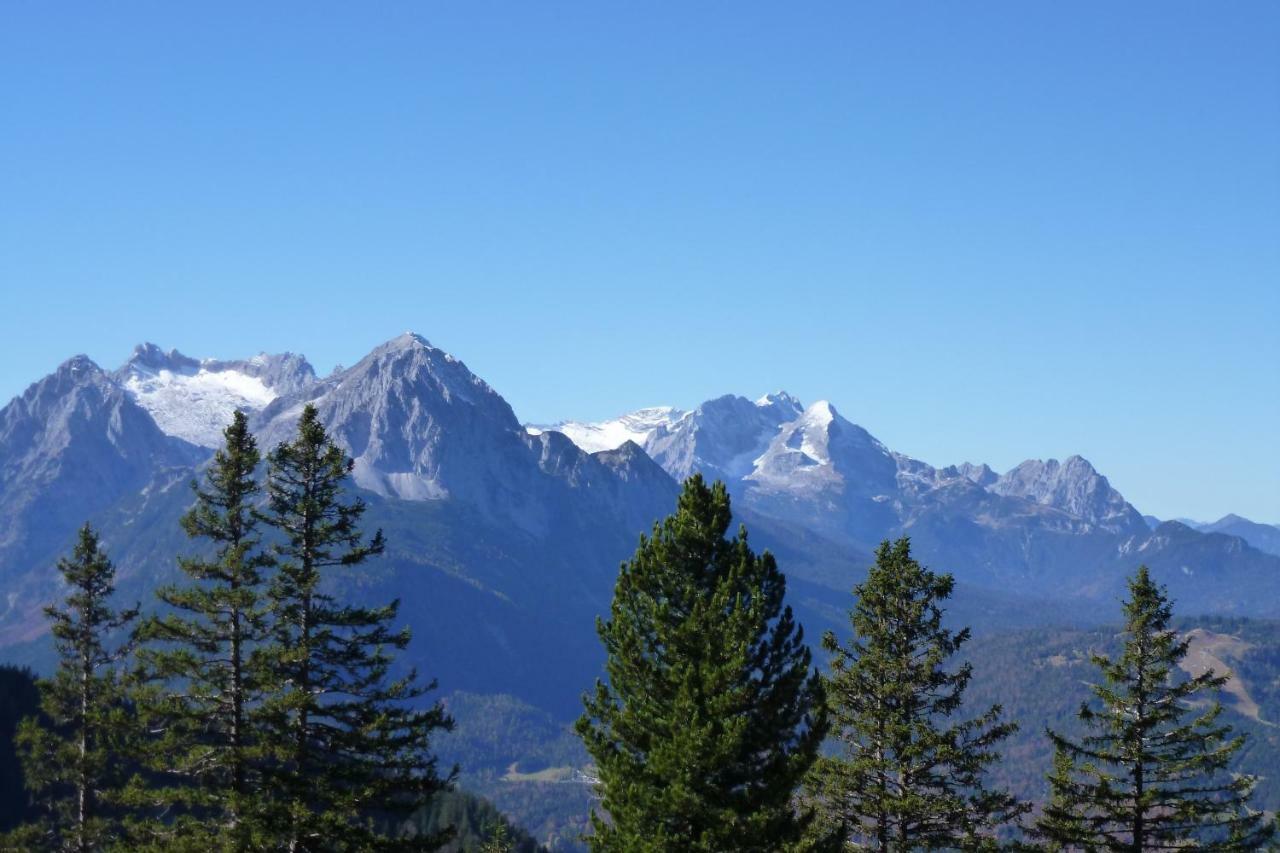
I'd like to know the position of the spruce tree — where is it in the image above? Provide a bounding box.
[803,537,1026,851]
[576,475,825,852]
[130,410,273,849]
[1037,566,1275,851]
[257,404,454,852]
[1037,745,1091,853]
[12,525,139,852]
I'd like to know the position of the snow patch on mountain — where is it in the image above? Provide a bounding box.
[115,344,316,448]
[531,407,688,453]
[746,400,897,500]
[537,393,804,458]
[754,391,805,420]
[123,367,276,448]
[793,400,837,465]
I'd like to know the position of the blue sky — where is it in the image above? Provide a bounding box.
[1,3,1276,522]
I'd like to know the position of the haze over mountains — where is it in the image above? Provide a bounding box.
[2,332,1278,715]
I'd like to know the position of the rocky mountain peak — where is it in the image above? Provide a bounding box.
[955,462,999,487]
[643,394,793,483]
[125,343,200,374]
[340,333,511,417]
[44,353,101,387]
[4,356,122,421]
[755,391,804,419]
[991,454,1145,533]
[388,330,432,349]
[255,333,523,503]
[748,399,895,494]
[0,354,203,574]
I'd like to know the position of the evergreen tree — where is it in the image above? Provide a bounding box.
[1037,746,1090,853]
[576,475,825,852]
[478,821,515,853]
[129,410,273,849]
[257,403,454,852]
[803,538,1026,851]
[0,665,42,834]
[1037,566,1275,851]
[11,525,139,852]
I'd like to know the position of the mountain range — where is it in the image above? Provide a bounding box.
[2,332,1278,718]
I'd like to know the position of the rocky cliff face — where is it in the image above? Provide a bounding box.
[0,355,204,639]
[990,456,1147,535]
[252,333,677,537]
[257,333,527,503]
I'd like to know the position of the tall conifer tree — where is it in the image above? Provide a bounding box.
[130,410,273,848]
[803,538,1026,851]
[12,525,138,852]
[258,404,454,852]
[576,475,825,852]
[1037,566,1275,851]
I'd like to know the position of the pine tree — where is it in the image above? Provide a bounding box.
[803,537,1026,851]
[129,410,273,849]
[1037,566,1275,851]
[12,525,139,852]
[576,475,825,852]
[479,821,515,853]
[1037,746,1091,852]
[257,403,454,852]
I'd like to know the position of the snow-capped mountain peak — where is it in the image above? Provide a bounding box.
[747,399,895,494]
[791,401,839,463]
[114,343,316,448]
[754,391,804,419]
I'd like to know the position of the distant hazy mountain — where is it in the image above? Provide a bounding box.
[1141,515,1280,557]
[1194,514,1280,557]
[1,333,1277,712]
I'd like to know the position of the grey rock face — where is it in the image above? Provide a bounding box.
[256,333,526,503]
[255,333,678,536]
[0,356,204,637]
[990,456,1147,535]
[0,356,203,548]
[956,462,999,487]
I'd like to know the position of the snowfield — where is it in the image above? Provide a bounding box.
[123,367,277,448]
[530,407,687,454]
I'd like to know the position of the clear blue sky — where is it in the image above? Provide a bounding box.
[2,3,1276,522]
